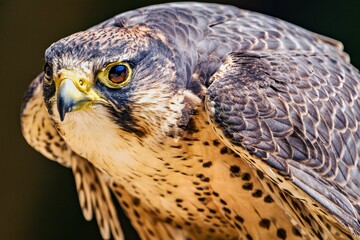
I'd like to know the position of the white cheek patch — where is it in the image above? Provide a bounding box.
[56,104,172,181]
[58,106,132,157]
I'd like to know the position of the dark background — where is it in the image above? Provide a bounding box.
[1,0,359,239]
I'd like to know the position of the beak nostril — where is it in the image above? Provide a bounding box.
[56,78,101,121]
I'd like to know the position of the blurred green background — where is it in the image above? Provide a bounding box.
[1,0,359,239]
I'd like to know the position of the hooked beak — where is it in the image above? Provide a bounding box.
[56,70,102,121]
[57,79,90,121]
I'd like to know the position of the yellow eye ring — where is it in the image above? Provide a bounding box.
[97,61,132,88]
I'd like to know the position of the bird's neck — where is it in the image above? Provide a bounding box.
[58,104,215,187]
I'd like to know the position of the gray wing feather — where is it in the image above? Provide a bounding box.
[89,2,351,92]
[102,2,360,234]
[21,75,124,240]
[206,50,360,234]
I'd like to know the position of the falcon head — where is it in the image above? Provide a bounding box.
[43,26,199,140]
[42,26,201,163]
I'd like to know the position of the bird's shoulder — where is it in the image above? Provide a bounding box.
[205,48,360,236]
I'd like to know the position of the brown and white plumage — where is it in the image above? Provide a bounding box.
[21,2,360,239]
[21,74,124,239]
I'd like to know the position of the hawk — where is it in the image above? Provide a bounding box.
[21,2,360,240]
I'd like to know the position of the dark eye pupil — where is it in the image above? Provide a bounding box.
[109,65,128,83]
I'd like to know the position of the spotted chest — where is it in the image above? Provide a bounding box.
[98,108,306,240]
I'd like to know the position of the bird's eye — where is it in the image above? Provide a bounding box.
[97,62,132,88]
[43,62,53,80]
[108,65,128,84]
